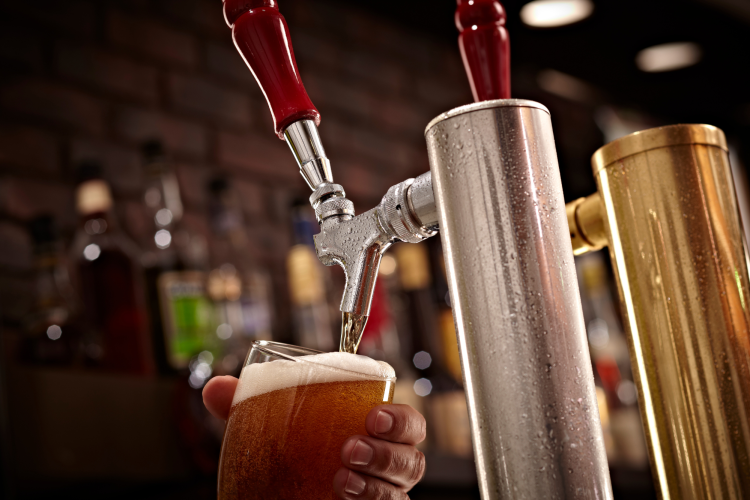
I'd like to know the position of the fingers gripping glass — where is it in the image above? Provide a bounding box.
[218,341,396,499]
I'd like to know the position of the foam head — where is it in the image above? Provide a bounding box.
[232,352,396,407]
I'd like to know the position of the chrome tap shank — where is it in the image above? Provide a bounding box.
[284,120,333,191]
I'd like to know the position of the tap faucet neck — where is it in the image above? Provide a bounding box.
[284,120,333,190]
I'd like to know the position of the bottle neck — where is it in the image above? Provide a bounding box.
[292,207,317,247]
[210,199,248,250]
[142,163,192,262]
[144,169,184,229]
[31,243,72,315]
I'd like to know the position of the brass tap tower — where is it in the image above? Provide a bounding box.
[568,124,750,499]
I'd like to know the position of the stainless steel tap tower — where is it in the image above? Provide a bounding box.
[223,0,612,498]
[427,100,611,498]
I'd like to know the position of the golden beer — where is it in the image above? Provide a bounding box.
[218,343,396,500]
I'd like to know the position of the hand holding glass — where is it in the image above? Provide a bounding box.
[218,341,396,499]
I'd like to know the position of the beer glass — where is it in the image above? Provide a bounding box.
[218,341,396,499]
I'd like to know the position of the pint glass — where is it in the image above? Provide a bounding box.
[218,341,396,499]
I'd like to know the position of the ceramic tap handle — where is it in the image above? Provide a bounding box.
[455,0,511,101]
[224,0,319,138]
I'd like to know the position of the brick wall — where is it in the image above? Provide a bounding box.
[0,0,472,335]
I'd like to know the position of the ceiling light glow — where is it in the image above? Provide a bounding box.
[520,0,594,28]
[636,42,702,73]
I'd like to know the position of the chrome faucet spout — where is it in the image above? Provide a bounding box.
[315,207,392,318]
[311,173,437,352]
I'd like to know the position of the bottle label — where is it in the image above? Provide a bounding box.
[157,271,213,368]
[287,245,325,305]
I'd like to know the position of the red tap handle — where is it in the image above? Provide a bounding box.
[224,0,319,139]
[455,0,511,102]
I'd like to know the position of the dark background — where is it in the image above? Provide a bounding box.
[354,0,750,198]
[1,0,748,498]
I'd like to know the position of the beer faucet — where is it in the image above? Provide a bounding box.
[223,0,438,353]
[313,173,437,352]
[286,121,439,352]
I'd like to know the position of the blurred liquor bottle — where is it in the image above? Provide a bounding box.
[374,251,428,449]
[207,177,273,375]
[393,242,469,457]
[575,251,648,468]
[140,141,213,376]
[357,268,402,364]
[576,253,633,404]
[428,239,464,383]
[20,215,80,365]
[428,240,473,457]
[287,204,334,351]
[69,162,153,375]
[394,243,460,387]
[393,244,436,360]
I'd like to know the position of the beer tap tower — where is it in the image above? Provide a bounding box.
[566,127,750,497]
[456,1,750,497]
[425,1,614,497]
[223,0,612,498]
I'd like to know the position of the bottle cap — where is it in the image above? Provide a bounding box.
[74,161,113,215]
[76,179,113,215]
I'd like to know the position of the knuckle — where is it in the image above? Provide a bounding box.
[407,450,426,485]
[364,480,385,500]
[368,481,406,500]
[411,415,427,443]
[372,487,391,500]
[390,454,409,479]
[395,408,425,443]
[381,446,423,487]
[381,445,399,475]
